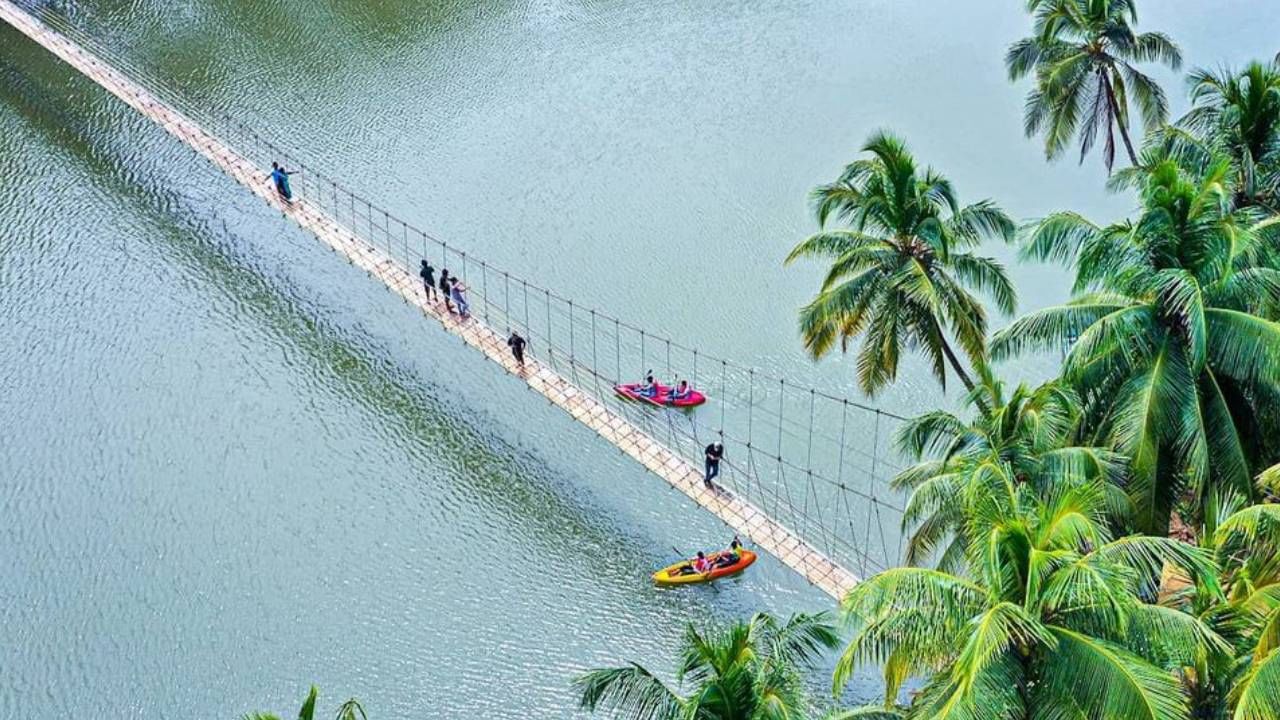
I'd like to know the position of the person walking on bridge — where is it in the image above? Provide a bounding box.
[704,441,724,489]
[419,260,437,301]
[439,269,455,314]
[451,279,471,319]
[507,331,527,368]
[267,162,296,203]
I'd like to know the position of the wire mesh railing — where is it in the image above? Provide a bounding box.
[5,0,917,576]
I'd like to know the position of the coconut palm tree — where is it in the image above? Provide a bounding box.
[1162,489,1280,719]
[834,461,1225,720]
[575,612,840,720]
[243,686,366,720]
[785,132,1016,398]
[992,156,1280,535]
[891,363,1127,570]
[1180,60,1280,210]
[1211,500,1280,720]
[1006,0,1182,171]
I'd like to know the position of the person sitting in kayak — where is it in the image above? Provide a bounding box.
[714,552,738,569]
[692,551,712,574]
[713,537,744,568]
[638,374,659,398]
[668,380,692,403]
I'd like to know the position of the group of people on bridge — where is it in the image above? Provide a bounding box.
[418,259,472,319]
[267,159,730,497]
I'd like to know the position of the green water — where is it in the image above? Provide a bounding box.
[1,1,1275,716]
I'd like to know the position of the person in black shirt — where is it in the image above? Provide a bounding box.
[439,269,455,313]
[704,441,724,488]
[507,332,528,367]
[419,260,437,300]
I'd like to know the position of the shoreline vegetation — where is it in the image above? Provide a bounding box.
[575,2,1280,719]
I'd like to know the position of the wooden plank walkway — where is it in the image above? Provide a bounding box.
[1,0,859,599]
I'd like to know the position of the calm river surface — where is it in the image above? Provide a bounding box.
[2,1,1275,717]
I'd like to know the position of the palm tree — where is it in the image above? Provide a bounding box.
[834,461,1225,720]
[1006,0,1182,171]
[1211,500,1280,719]
[243,686,366,720]
[785,132,1016,398]
[891,364,1127,570]
[1166,490,1280,719]
[1181,60,1280,209]
[575,612,840,720]
[992,156,1280,535]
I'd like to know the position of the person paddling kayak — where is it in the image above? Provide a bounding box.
[716,537,744,568]
[692,552,711,574]
[669,380,692,403]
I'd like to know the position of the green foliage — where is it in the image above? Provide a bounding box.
[299,686,317,720]
[241,687,365,720]
[773,6,1280,720]
[835,466,1222,720]
[1181,60,1280,210]
[1007,0,1182,171]
[575,612,842,720]
[786,132,1015,396]
[891,366,1126,569]
[993,155,1280,535]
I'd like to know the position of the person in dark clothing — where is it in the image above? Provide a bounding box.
[439,269,455,313]
[419,260,437,300]
[267,162,296,201]
[638,373,658,398]
[507,332,527,367]
[704,441,724,488]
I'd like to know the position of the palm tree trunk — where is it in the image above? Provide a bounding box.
[1104,74,1142,168]
[939,337,976,394]
[939,336,995,418]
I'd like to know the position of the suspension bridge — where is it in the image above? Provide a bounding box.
[1,0,912,599]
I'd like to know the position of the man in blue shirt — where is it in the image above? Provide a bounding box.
[268,162,296,202]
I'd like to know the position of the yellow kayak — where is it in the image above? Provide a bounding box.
[653,550,757,586]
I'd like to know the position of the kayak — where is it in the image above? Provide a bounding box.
[653,550,757,586]
[615,382,707,408]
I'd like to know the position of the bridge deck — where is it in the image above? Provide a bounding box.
[1,0,859,599]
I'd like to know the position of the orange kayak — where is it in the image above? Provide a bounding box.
[653,550,757,585]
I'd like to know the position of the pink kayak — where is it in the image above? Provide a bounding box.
[615,383,707,408]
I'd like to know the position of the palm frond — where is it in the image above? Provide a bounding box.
[990,300,1132,360]
[949,254,1017,316]
[1092,535,1220,599]
[575,665,684,720]
[1205,308,1280,385]
[1041,627,1189,720]
[785,230,887,265]
[894,411,969,459]
[1229,647,1280,720]
[299,686,318,720]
